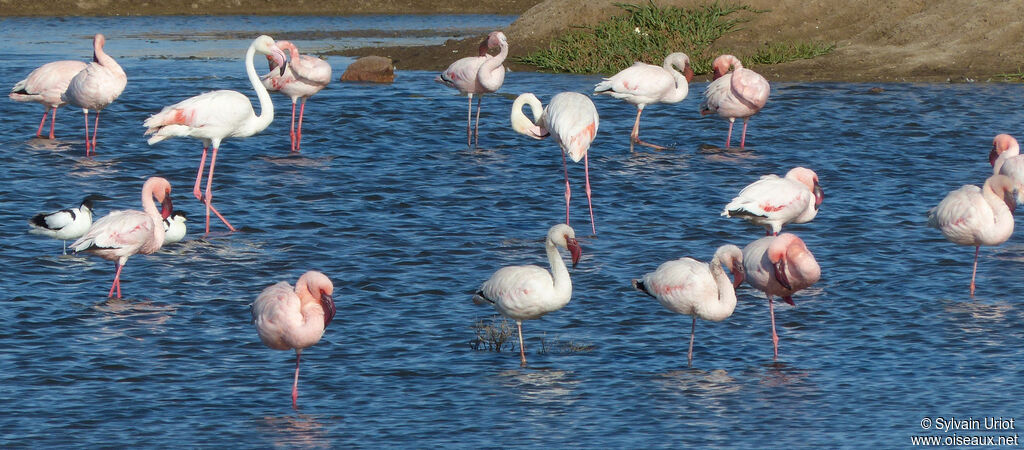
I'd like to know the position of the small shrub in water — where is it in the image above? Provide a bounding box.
[470,316,515,352]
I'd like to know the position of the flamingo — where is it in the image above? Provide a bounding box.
[261,40,332,152]
[252,270,336,409]
[699,54,769,149]
[593,52,693,151]
[742,233,820,360]
[61,34,127,156]
[722,167,824,235]
[10,60,88,139]
[632,244,745,366]
[511,92,600,235]
[927,174,1016,297]
[28,195,97,254]
[162,211,188,245]
[144,35,287,234]
[436,31,508,149]
[70,177,173,299]
[472,224,582,366]
[989,134,1024,204]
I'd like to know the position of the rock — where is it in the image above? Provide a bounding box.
[340,56,395,83]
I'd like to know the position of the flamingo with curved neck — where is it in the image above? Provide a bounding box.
[633,244,745,366]
[144,35,286,234]
[699,54,769,148]
[436,31,508,149]
[472,224,583,366]
[989,134,1024,205]
[594,52,693,151]
[62,34,127,156]
[262,40,332,152]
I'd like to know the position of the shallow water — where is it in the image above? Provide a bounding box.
[2,16,1023,448]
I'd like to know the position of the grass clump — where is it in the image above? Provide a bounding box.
[470,317,515,352]
[995,68,1024,82]
[517,1,757,75]
[747,41,835,65]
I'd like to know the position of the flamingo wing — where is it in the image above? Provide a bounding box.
[252,281,303,350]
[594,62,673,104]
[639,258,713,315]
[699,74,733,116]
[723,175,812,222]
[544,93,599,162]
[997,158,1024,203]
[436,56,484,93]
[478,265,554,320]
[292,55,332,87]
[71,210,155,253]
[928,186,991,245]
[733,68,770,110]
[144,90,254,142]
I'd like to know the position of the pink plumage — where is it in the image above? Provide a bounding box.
[699,55,769,148]
[252,270,336,409]
[722,167,824,235]
[10,60,88,139]
[436,31,508,149]
[989,134,1024,205]
[70,177,173,299]
[61,34,127,156]
[261,40,332,152]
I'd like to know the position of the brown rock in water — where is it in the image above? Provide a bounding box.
[341,56,395,84]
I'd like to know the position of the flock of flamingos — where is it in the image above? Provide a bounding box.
[13,30,1022,408]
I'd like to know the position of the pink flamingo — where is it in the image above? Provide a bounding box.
[593,52,693,151]
[10,60,88,139]
[511,92,600,235]
[70,177,173,299]
[927,174,1016,297]
[435,31,508,149]
[699,54,769,148]
[261,40,332,152]
[722,167,824,235]
[61,34,127,156]
[144,35,287,234]
[989,134,1024,204]
[742,233,820,360]
[252,270,336,409]
[472,224,582,366]
[632,244,744,366]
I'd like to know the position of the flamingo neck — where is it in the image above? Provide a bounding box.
[546,238,573,306]
[661,60,690,104]
[140,184,166,248]
[295,283,328,332]
[983,178,1015,219]
[477,42,507,92]
[511,93,546,139]
[703,255,738,321]
[242,42,275,136]
[992,146,1020,174]
[94,42,125,78]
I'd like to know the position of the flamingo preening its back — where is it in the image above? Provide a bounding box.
[722,167,823,235]
[699,54,769,149]
[262,40,332,152]
[436,31,508,149]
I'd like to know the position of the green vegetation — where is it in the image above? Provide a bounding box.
[748,41,835,65]
[995,68,1024,82]
[516,1,835,75]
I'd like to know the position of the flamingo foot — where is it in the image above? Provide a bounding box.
[632,136,668,150]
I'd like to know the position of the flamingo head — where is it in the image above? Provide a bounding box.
[990,133,1020,167]
[299,271,336,327]
[715,244,745,289]
[253,35,289,72]
[787,167,824,210]
[986,174,1018,213]
[478,31,507,56]
[144,177,174,220]
[548,224,582,268]
[711,54,741,80]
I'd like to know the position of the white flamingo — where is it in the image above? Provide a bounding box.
[928,174,1016,296]
[699,54,770,149]
[632,244,744,366]
[10,60,88,139]
[62,34,127,156]
[472,224,582,366]
[261,40,332,152]
[144,35,287,234]
[28,195,97,254]
[593,52,693,151]
[252,270,336,409]
[436,31,508,148]
[723,167,824,235]
[511,92,600,235]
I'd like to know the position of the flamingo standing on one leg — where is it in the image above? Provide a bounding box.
[144,35,287,234]
[512,92,600,235]
[436,31,508,149]
[262,40,332,152]
[742,233,820,360]
[10,60,88,139]
[632,244,744,366]
[61,34,127,156]
[28,195,97,254]
[472,224,582,366]
[699,54,769,149]
[989,134,1024,204]
[593,52,693,152]
[722,167,824,235]
[70,177,173,299]
[252,270,336,409]
[928,174,1016,297]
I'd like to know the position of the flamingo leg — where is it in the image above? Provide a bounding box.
[473,95,483,148]
[769,296,779,360]
[970,245,979,297]
[465,94,473,148]
[739,118,749,148]
[561,148,572,225]
[516,320,527,367]
[49,106,58,139]
[108,262,124,299]
[296,98,307,152]
[202,146,237,233]
[292,350,302,409]
[688,316,696,367]
[91,110,100,151]
[289,100,297,152]
[82,109,91,156]
[725,118,735,149]
[36,109,49,138]
[583,152,596,235]
[193,146,209,201]
[630,107,668,151]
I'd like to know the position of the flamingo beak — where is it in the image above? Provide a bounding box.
[781,296,796,306]
[990,147,999,167]
[320,292,336,327]
[684,64,694,83]
[773,258,792,291]
[161,194,173,220]
[477,38,490,56]
[813,182,824,210]
[566,237,582,268]
[732,264,745,290]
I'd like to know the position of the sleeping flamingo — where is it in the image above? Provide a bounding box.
[511,92,600,235]
[988,134,1024,204]
[252,270,336,409]
[699,54,769,148]
[722,167,824,235]
[28,195,97,254]
[10,60,88,139]
[144,35,287,234]
[928,174,1016,297]
[593,52,693,151]
[61,34,127,156]
[742,233,820,360]
[472,224,582,366]
[632,244,744,366]
[262,40,332,152]
[436,31,508,149]
[70,177,173,299]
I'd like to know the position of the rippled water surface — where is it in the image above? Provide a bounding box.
[2,16,1023,448]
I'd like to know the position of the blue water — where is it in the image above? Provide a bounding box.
[2,16,1023,448]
